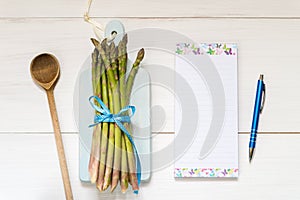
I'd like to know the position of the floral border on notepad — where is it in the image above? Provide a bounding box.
[174,168,238,178]
[175,43,237,56]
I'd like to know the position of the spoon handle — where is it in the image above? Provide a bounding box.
[46,89,74,200]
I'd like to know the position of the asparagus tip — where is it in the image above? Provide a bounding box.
[90,38,100,47]
[110,41,116,49]
[123,34,128,44]
[101,38,108,48]
[139,48,145,57]
[133,48,145,67]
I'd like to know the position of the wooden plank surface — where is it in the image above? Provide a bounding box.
[1,1,300,199]
[0,0,300,18]
[0,133,299,200]
[1,18,300,133]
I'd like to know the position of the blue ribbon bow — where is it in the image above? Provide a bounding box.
[89,95,141,194]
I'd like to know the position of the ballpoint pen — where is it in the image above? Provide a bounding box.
[249,74,266,162]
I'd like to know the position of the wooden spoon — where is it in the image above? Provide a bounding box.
[30,53,73,200]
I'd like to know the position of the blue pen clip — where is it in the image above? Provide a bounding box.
[260,83,266,113]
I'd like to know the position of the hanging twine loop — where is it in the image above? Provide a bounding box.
[84,0,116,42]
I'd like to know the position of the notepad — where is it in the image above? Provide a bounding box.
[174,43,238,178]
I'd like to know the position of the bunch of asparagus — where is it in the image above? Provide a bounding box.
[88,34,145,193]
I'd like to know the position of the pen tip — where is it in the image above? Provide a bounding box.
[249,148,254,163]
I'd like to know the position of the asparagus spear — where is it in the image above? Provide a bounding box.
[100,42,116,191]
[126,48,145,99]
[114,42,145,192]
[91,48,98,94]
[117,35,133,190]
[109,56,123,192]
[91,38,110,191]
[89,125,101,183]
[118,34,128,106]
[120,134,129,192]
[91,39,112,191]
[88,47,102,183]
[116,35,130,192]
[97,39,123,192]
[106,37,130,192]
[124,124,137,188]
[102,84,116,191]
[125,48,145,191]
[96,61,110,191]
[110,42,119,81]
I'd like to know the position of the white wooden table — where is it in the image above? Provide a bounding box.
[0,1,300,199]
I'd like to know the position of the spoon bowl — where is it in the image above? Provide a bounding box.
[30,53,60,90]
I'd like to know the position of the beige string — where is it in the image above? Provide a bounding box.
[84,0,116,42]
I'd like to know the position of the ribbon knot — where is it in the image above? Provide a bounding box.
[88,95,141,194]
[89,96,136,126]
